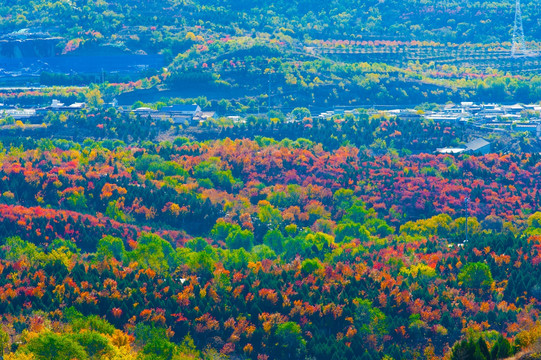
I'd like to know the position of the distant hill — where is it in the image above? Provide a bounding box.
[2,0,540,47]
[1,0,541,105]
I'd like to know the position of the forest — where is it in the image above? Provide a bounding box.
[1,0,541,359]
[0,127,540,359]
[3,0,540,47]
[2,0,541,106]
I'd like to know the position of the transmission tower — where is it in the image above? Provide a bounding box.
[512,0,528,57]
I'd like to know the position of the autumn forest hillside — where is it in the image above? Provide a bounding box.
[2,0,541,106]
[1,0,541,359]
[0,127,540,359]
[3,0,541,46]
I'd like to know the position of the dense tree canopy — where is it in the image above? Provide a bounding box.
[0,132,540,359]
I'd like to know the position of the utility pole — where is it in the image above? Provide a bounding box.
[465,197,470,243]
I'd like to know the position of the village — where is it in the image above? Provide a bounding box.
[1,99,540,155]
[319,101,541,137]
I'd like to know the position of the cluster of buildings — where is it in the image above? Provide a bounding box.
[314,102,541,140]
[315,107,361,120]
[1,100,212,126]
[361,102,541,139]
[422,102,541,138]
[423,102,541,155]
[2,100,540,147]
[311,102,540,155]
[0,99,86,121]
[130,104,214,126]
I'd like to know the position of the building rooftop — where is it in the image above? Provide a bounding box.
[436,148,466,154]
[465,138,490,151]
[161,104,201,113]
[133,107,156,112]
